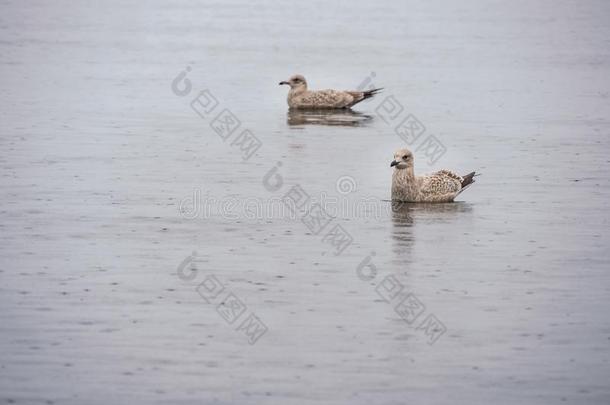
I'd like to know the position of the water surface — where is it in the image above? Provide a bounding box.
[1,0,609,404]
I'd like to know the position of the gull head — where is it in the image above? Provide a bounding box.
[390,148,414,170]
[279,74,307,90]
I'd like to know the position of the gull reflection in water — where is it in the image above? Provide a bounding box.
[391,201,474,248]
[287,109,374,127]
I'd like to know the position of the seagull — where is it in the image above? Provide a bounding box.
[279,74,382,109]
[390,148,477,202]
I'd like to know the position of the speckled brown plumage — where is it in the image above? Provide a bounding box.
[390,148,476,202]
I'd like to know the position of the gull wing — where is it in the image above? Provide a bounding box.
[297,90,355,109]
[420,170,463,196]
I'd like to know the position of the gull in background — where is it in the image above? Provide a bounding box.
[279,74,382,109]
[390,148,477,203]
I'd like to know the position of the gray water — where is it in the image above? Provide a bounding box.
[1,0,609,404]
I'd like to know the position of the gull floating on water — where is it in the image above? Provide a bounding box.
[391,148,477,203]
[279,74,382,109]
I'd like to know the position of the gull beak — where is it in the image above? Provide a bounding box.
[390,160,399,167]
[279,81,289,85]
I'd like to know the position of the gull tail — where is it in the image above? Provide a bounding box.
[457,171,479,195]
[362,88,383,100]
[349,88,383,108]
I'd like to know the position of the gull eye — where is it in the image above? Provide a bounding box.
[403,155,409,159]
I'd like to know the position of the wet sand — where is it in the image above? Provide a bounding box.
[1,0,609,404]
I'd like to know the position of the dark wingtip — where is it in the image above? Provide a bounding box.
[361,88,383,100]
[461,171,477,188]
[365,88,383,94]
